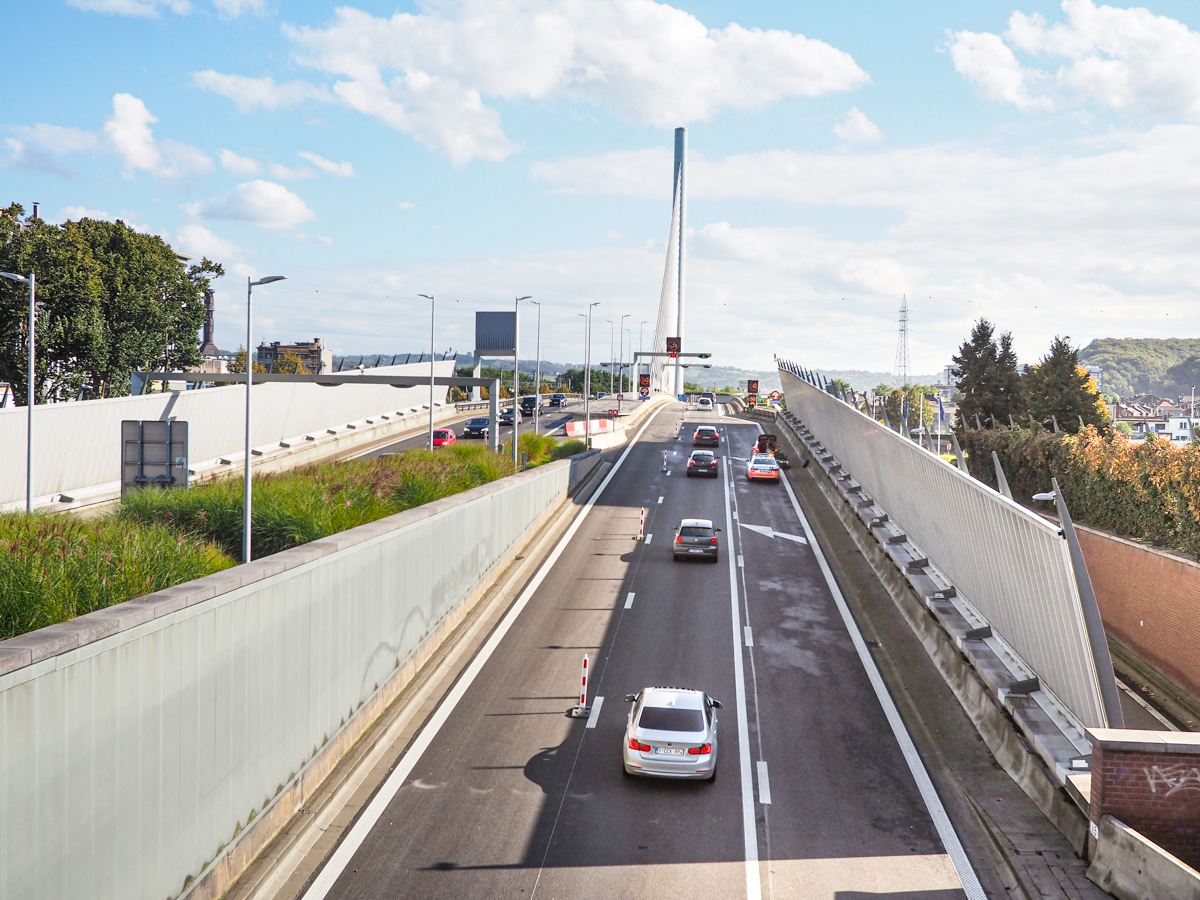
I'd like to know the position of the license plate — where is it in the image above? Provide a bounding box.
[654,747,685,756]
[689,548,705,554]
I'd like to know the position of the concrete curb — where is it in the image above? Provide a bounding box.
[1087,816,1200,899]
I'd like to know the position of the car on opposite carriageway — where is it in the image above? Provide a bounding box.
[461,417,490,440]
[623,687,721,779]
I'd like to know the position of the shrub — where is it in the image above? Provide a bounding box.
[517,432,558,467]
[550,439,587,461]
[0,513,232,638]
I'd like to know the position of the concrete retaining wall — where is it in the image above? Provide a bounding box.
[1088,815,1200,900]
[0,455,579,900]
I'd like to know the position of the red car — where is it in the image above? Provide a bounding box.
[431,429,457,447]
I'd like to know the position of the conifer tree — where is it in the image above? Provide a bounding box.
[952,318,1025,428]
[1023,336,1109,433]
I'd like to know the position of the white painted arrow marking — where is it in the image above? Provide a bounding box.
[739,523,807,545]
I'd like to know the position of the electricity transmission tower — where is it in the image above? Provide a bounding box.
[892,295,910,386]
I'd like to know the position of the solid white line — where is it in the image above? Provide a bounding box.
[723,455,762,900]
[299,403,670,900]
[743,626,754,647]
[644,533,653,545]
[778,471,985,900]
[658,496,664,504]
[624,592,636,610]
[756,760,772,805]
[586,696,604,729]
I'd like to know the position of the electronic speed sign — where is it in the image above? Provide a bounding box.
[666,337,681,358]
[639,373,651,388]
[747,379,759,394]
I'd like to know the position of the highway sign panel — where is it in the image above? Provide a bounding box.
[639,387,650,397]
[770,390,782,401]
[666,337,681,358]
[639,373,651,388]
[747,379,759,394]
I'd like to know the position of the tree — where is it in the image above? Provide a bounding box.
[229,347,267,374]
[273,350,308,374]
[877,385,935,433]
[0,205,224,401]
[827,378,852,398]
[1022,336,1110,433]
[952,318,1025,429]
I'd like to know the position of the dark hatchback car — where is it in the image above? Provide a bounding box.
[673,518,721,562]
[686,450,719,477]
[693,426,720,447]
[498,407,523,426]
[462,417,490,439]
[520,395,539,415]
[549,393,566,407]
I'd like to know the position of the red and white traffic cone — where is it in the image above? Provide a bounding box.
[662,450,669,471]
[636,507,645,541]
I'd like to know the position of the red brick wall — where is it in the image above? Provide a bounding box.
[1091,743,1200,867]
[1075,525,1200,700]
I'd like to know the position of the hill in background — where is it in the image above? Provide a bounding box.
[1078,338,1200,400]
[810,369,943,392]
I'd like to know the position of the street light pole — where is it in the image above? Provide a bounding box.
[585,302,599,447]
[243,274,287,563]
[418,294,435,449]
[526,299,542,434]
[514,296,531,469]
[1,271,36,512]
[618,314,629,414]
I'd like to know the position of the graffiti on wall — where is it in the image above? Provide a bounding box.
[1144,765,1200,797]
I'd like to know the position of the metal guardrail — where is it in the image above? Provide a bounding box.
[777,361,1111,728]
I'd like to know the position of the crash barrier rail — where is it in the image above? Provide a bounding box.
[0,450,601,900]
[0,359,457,511]
[776,363,1111,730]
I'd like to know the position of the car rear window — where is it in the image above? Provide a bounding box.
[638,706,706,732]
[697,427,716,435]
[680,526,712,537]
[691,452,714,460]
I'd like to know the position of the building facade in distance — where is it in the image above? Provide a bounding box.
[257,338,333,374]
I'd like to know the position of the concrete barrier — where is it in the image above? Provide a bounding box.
[1088,816,1200,899]
[0,455,579,900]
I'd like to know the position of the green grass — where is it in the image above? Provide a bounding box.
[549,439,587,461]
[0,444,516,641]
[119,443,516,560]
[0,513,233,638]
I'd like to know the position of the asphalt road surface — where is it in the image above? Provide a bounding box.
[357,401,577,459]
[303,401,975,899]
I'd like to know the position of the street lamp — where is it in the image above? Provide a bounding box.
[243,274,286,564]
[524,298,542,434]
[418,294,435,450]
[606,320,614,396]
[1,271,36,512]
[582,302,599,447]
[514,296,531,469]
[618,313,630,414]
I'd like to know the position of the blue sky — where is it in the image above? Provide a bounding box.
[5,1,1200,376]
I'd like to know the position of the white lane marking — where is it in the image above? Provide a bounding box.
[644,533,653,545]
[666,470,672,476]
[778,464,985,900]
[299,403,670,900]
[586,696,604,729]
[739,522,807,545]
[624,592,636,610]
[737,554,744,568]
[744,626,754,647]
[657,496,664,504]
[723,455,762,900]
[757,761,772,805]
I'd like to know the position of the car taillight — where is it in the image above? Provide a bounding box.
[629,738,651,752]
[687,460,695,466]
[675,535,683,543]
[710,537,718,545]
[688,743,712,755]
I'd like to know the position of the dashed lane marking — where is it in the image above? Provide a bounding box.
[757,760,772,805]
[644,534,653,545]
[624,592,636,609]
[658,496,664,504]
[586,696,604,729]
[744,626,753,647]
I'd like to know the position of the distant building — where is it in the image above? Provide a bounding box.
[1084,364,1103,392]
[257,338,333,374]
[1112,399,1194,445]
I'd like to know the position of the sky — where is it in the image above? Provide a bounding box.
[4,0,1200,376]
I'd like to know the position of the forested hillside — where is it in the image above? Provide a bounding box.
[1078,338,1200,400]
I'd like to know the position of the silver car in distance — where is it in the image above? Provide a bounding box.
[622,687,721,779]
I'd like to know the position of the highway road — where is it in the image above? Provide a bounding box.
[293,401,979,899]
[357,400,578,459]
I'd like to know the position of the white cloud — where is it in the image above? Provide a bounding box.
[185,180,317,229]
[950,0,1200,118]
[218,148,261,176]
[833,108,883,143]
[297,151,355,177]
[192,71,334,112]
[212,0,868,165]
[172,224,242,262]
[268,162,317,180]
[68,0,191,16]
[398,201,415,209]
[211,0,266,17]
[14,93,210,179]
